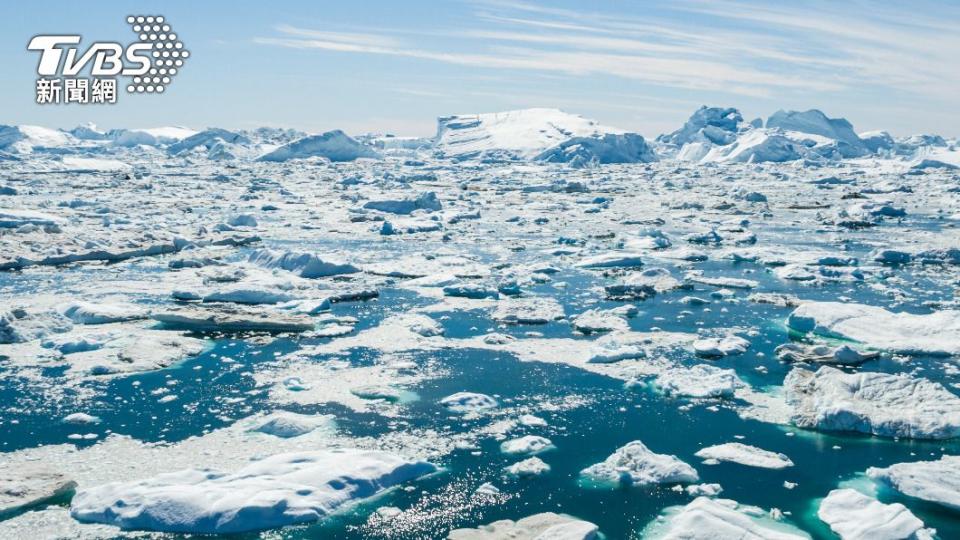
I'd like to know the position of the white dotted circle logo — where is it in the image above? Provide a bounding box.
[125,15,187,94]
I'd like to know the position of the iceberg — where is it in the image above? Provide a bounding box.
[258,130,380,162]
[766,109,868,157]
[654,364,742,398]
[249,248,360,278]
[70,449,436,534]
[448,512,598,539]
[694,443,793,469]
[167,128,250,155]
[435,108,621,160]
[659,106,745,147]
[362,191,442,214]
[536,133,658,165]
[580,440,698,487]
[440,392,498,413]
[500,435,554,455]
[817,488,934,540]
[503,457,551,479]
[641,497,810,539]
[784,366,960,439]
[867,456,960,512]
[787,302,960,356]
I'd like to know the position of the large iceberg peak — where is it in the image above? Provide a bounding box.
[659,105,746,147]
[434,107,622,160]
[766,109,867,157]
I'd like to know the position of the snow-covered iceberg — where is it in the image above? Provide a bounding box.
[536,132,658,165]
[787,302,960,356]
[765,109,868,158]
[70,449,436,534]
[448,512,599,539]
[784,366,960,439]
[580,440,698,487]
[867,456,960,512]
[258,130,380,162]
[641,497,810,539]
[817,488,934,540]
[694,443,793,469]
[434,108,621,160]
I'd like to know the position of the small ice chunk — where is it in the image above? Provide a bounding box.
[695,443,793,469]
[440,392,498,413]
[503,457,551,479]
[248,411,334,438]
[500,435,554,455]
[448,512,597,539]
[693,336,750,358]
[62,413,101,425]
[580,440,698,487]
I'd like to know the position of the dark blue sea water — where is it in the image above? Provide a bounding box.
[1,233,958,539]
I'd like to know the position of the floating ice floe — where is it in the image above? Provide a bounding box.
[867,456,960,512]
[0,208,66,228]
[448,512,599,539]
[604,267,683,300]
[695,443,794,469]
[641,497,810,539]
[580,440,698,487]
[774,343,879,365]
[575,251,644,269]
[500,435,554,455]
[0,464,76,518]
[653,364,743,398]
[572,309,629,334]
[504,457,551,479]
[70,449,436,534]
[247,411,336,438]
[6,323,207,378]
[362,191,442,215]
[784,366,960,439]
[492,297,565,324]
[62,413,101,425]
[249,248,360,278]
[787,302,960,356]
[693,335,751,358]
[817,488,934,540]
[440,392,498,413]
[58,301,146,325]
[685,272,759,289]
[152,305,315,333]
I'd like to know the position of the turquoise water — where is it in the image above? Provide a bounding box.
[1,234,959,539]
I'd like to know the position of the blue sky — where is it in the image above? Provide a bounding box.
[3,0,958,137]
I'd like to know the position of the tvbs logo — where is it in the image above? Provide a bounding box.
[27,15,189,105]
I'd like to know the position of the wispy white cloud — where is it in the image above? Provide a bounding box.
[255,0,959,107]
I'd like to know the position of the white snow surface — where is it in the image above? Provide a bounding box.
[580,440,698,487]
[694,443,793,469]
[642,497,810,539]
[817,488,934,540]
[435,108,623,159]
[784,366,960,439]
[70,449,436,534]
[448,512,599,539]
[867,455,960,512]
[787,302,960,356]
